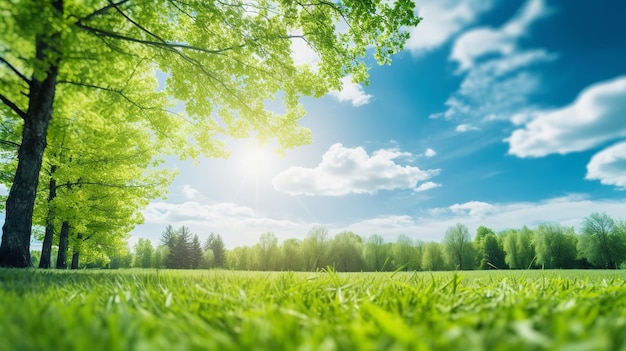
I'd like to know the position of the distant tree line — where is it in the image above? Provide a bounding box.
[39,211,624,270]
[224,212,626,271]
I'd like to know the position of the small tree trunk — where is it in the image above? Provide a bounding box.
[70,233,82,269]
[56,221,69,269]
[39,166,57,269]
[71,251,80,270]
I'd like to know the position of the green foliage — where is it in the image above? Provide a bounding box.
[578,212,626,269]
[422,242,446,271]
[503,227,537,269]
[443,223,474,270]
[392,235,422,271]
[133,238,154,269]
[3,269,626,350]
[364,234,393,271]
[0,0,420,268]
[480,234,506,269]
[534,224,578,269]
[302,226,330,271]
[205,233,226,268]
[159,225,201,269]
[328,231,365,272]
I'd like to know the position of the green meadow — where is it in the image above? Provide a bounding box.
[1,269,626,351]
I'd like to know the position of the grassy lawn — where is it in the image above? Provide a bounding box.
[1,269,626,350]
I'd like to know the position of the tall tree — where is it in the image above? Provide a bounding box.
[205,233,226,268]
[189,234,203,269]
[443,223,474,270]
[534,223,577,269]
[479,234,506,269]
[578,212,626,269]
[160,225,178,268]
[422,242,446,271]
[0,0,420,267]
[256,232,278,271]
[503,227,536,269]
[302,226,329,271]
[364,234,391,271]
[134,238,154,268]
[171,226,192,269]
[328,231,365,272]
[473,226,495,267]
[280,238,304,271]
[32,88,173,269]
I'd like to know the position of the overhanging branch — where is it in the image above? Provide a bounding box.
[0,57,30,84]
[79,0,131,22]
[0,139,20,149]
[0,93,26,119]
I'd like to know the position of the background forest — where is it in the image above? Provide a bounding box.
[31,211,626,271]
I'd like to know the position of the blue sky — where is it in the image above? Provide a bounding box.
[133,0,626,248]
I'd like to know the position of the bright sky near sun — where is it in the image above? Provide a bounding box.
[134,0,626,248]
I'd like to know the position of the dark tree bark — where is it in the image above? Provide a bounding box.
[55,221,69,269]
[39,165,57,269]
[70,233,82,269]
[0,1,62,268]
[71,251,79,270]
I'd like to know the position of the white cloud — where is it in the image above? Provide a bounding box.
[406,0,495,55]
[430,0,556,128]
[456,123,480,132]
[451,0,552,71]
[414,181,441,192]
[586,141,626,188]
[272,143,439,196]
[507,76,626,157]
[181,184,200,199]
[329,76,373,107]
[449,201,493,218]
[424,148,437,157]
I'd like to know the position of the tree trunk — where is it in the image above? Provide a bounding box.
[0,1,62,268]
[70,233,82,269]
[71,251,80,270]
[56,221,69,269]
[39,165,57,269]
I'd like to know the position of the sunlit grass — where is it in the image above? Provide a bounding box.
[1,269,625,350]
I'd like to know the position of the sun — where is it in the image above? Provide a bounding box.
[238,142,279,177]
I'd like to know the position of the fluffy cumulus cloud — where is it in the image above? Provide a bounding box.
[328,76,373,107]
[406,0,495,55]
[507,76,626,157]
[272,143,439,196]
[586,141,626,188]
[431,0,556,124]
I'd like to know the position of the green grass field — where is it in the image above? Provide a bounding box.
[1,269,626,350]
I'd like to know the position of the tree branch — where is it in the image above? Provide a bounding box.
[0,139,20,149]
[0,57,30,84]
[56,180,156,190]
[79,0,131,22]
[0,93,26,119]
